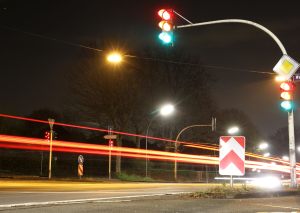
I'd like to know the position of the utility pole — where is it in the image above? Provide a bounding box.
[288,111,297,187]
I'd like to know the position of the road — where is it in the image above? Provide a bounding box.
[0,178,299,212]
[0,178,215,207]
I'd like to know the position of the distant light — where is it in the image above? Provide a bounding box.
[228,127,239,134]
[271,162,276,165]
[263,153,270,157]
[283,156,289,161]
[257,170,260,173]
[252,168,256,171]
[259,143,268,149]
[298,147,300,151]
[276,76,285,81]
[251,177,280,188]
[108,55,121,62]
[160,105,174,115]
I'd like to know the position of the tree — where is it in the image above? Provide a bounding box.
[267,125,300,157]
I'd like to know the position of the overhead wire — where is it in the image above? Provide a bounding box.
[0,25,275,75]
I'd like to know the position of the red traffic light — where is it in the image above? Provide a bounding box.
[109,140,114,146]
[158,9,171,21]
[280,82,293,91]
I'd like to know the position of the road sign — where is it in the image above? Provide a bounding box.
[78,164,83,176]
[293,74,300,82]
[108,126,113,135]
[273,54,300,81]
[219,136,245,176]
[104,135,117,139]
[78,155,84,164]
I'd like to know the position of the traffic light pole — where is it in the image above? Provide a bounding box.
[48,118,55,179]
[172,15,297,187]
[288,110,297,187]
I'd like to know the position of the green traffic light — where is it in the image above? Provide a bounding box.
[159,32,172,43]
[281,101,292,111]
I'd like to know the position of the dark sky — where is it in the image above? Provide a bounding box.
[1,0,300,137]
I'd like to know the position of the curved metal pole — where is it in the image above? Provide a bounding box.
[177,19,287,55]
[145,117,156,179]
[174,124,211,182]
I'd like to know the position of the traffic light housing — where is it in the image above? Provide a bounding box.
[109,140,114,150]
[280,82,294,111]
[53,131,57,139]
[158,9,173,45]
[45,131,50,142]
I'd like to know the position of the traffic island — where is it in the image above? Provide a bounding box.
[181,185,300,199]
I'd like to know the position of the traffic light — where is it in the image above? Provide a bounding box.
[280,82,294,111]
[158,9,173,45]
[53,131,57,140]
[109,140,114,150]
[45,131,50,142]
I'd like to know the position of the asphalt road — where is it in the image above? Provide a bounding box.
[1,194,300,213]
[0,178,299,212]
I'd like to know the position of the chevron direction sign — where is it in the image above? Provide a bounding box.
[219,136,245,176]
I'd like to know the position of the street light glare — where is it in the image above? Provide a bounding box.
[228,127,239,134]
[259,143,268,149]
[160,105,174,115]
[107,55,121,62]
[276,76,285,81]
[282,156,289,161]
[263,153,270,157]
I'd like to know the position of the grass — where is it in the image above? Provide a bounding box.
[114,172,154,181]
[182,184,300,199]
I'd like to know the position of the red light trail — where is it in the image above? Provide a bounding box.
[0,134,298,176]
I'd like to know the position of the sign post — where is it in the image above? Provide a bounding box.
[78,155,84,179]
[109,140,113,180]
[219,136,245,188]
[48,118,55,179]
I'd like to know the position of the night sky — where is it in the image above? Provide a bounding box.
[1,0,300,137]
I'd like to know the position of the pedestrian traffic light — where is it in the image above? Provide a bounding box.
[158,9,173,45]
[45,131,50,142]
[280,82,294,111]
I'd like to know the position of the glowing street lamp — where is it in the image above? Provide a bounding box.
[259,143,268,149]
[145,104,174,179]
[107,54,121,62]
[228,127,239,134]
[276,76,285,81]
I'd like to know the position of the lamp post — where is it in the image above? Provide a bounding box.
[228,127,239,187]
[48,118,55,179]
[145,105,174,179]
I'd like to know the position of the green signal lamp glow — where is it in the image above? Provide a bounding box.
[281,101,292,111]
[159,32,172,43]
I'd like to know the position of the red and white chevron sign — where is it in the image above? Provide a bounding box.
[78,164,83,176]
[219,136,245,176]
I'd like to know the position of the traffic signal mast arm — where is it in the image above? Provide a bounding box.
[172,16,286,55]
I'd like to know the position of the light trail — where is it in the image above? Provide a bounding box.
[0,134,298,175]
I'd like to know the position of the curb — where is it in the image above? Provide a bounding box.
[226,190,300,199]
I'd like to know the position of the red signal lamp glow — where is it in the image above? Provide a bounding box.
[158,9,171,20]
[280,82,292,91]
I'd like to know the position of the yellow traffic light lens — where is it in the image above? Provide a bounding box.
[281,92,292,100]
[162,22,171,31]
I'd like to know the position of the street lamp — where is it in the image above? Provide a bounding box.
[145,104,174,179]
[107,54,121,62]
[259,143,268,150]
[228,127,239,134]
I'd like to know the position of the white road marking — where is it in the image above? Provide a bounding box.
[0,192,184,208]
